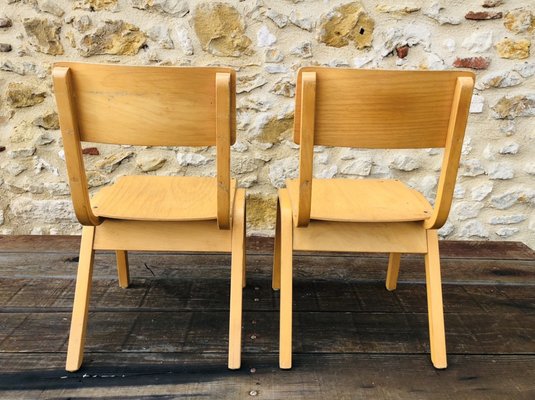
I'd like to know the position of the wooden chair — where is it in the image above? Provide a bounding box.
[273,67,474,369]
[52,62,246,371]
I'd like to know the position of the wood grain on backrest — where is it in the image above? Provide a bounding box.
[53,62,236,146]
[294,67,475,148]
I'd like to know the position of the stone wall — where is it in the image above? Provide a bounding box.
[0,0,534,248]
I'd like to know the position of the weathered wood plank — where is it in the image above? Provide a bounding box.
[1,235,533,260]
[0,353,533,400]
[0,252,534,285]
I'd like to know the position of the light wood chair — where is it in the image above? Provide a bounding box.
[273,67,475,369]
[52,62,246,371]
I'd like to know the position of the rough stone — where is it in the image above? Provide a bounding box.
[491,191,522,210]
[36,132,55,146]
[33,111,59,130]
[231,156,258,175]
[23,18,64,55]
[265,65,288,74]
[193,3,252,57]
[475,70,523,90]
[376,4,420,14]
[131,0,188,16]
[424,3,462,25]
[465,11,502,20]
[0,17,13,28]
[488,163,514,180]
[514,62,535,78]
[6,82,46,108]
[483,0,503,7]
[490,215,527,225]
[452,202,484,221]
[390,155,419,171]
[176,152,210,167]
[460,159,486,177]
[257,114,293,143]
[291,41,312,58]
[94,151,134,173]
[318,2,374,49]
[80,21,146,57]
[443,38,456,53]
[341,157,372,176]
[453,56,490,70]
[504,9,535,34]
[237,74,267,94]
[315,165,338,179]
[247,194,277,229]
[87,171,110,188]
[39,0,65,17]
[10,197,75,222]
[136,154,167,172]
[471,183,493,201]
[73,16,92,33]
[496,227,519,238]
[379,24,431,57]
[491,95,535,119]
[438,221,455,238]
[266,9,288,28]
[257,25,276,48]
[9,147,36,159]
[0,60,47,77]
[526,163,535,176]
[470,94,484,113]
[289,11,314,32]
[147,26,174,49]
[460,221,489,238]
[74,0,118,11]
[265,48,284,63]
[82,147,100,155]
[3,162,26,177]
[270,77,295,98]
[0,43,12,52]
[499,142,519,155]
[495,39,530,60]
[461,31,493,53]
[268,157,298,188]
[175,26,193,56]
[396,45,409,58]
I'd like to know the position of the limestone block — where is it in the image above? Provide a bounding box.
[74,0,118,11]
[318,2,374,49]
[6,82,46,108]
[495,38,530,60]
[193,3,252,57]
[79,21,146,56]
[491,95,535,119]
[23,18,64,55]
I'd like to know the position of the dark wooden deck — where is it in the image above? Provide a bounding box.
[0,236,534,399]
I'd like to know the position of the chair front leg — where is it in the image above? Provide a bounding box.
[116,250,130,288]
[66,225,96,372]
[425,229,447,369]
[278,189,294,369]
[228,189,246,370]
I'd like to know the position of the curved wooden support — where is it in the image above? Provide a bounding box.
[216,72,232,230]
[386,253,401,291]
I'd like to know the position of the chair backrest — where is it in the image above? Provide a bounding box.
[293,67,475,228]
[53,62,236,229]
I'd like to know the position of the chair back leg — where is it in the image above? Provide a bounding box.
[386,253,401,291]
[116,250,130,289]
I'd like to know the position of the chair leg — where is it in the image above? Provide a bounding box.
[272,198,282,291]
[279,191,293,369]
[228,189,246,370]
[385,253,401,291]
[66,226,96,372]
[116,250,130,289]
[425,229,447,369]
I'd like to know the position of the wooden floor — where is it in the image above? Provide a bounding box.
[0,236,534,399]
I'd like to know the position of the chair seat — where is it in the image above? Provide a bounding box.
[91,176,236,221]
[286,179,432,223]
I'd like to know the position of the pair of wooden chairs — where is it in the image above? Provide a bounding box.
[53,62,474,372]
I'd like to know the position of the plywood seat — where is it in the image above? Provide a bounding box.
[286,179,432,223]
[91,176,237,221]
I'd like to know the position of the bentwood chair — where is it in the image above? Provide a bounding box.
[273,67,474,369]
[53,62,246,371]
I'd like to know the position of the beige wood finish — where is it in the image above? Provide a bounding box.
[53,63,245,372]
[275,67,474,370]
[53,62,236,146]
[287,179,433,223]
[294,67,474,148]
[91,176,236,221]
